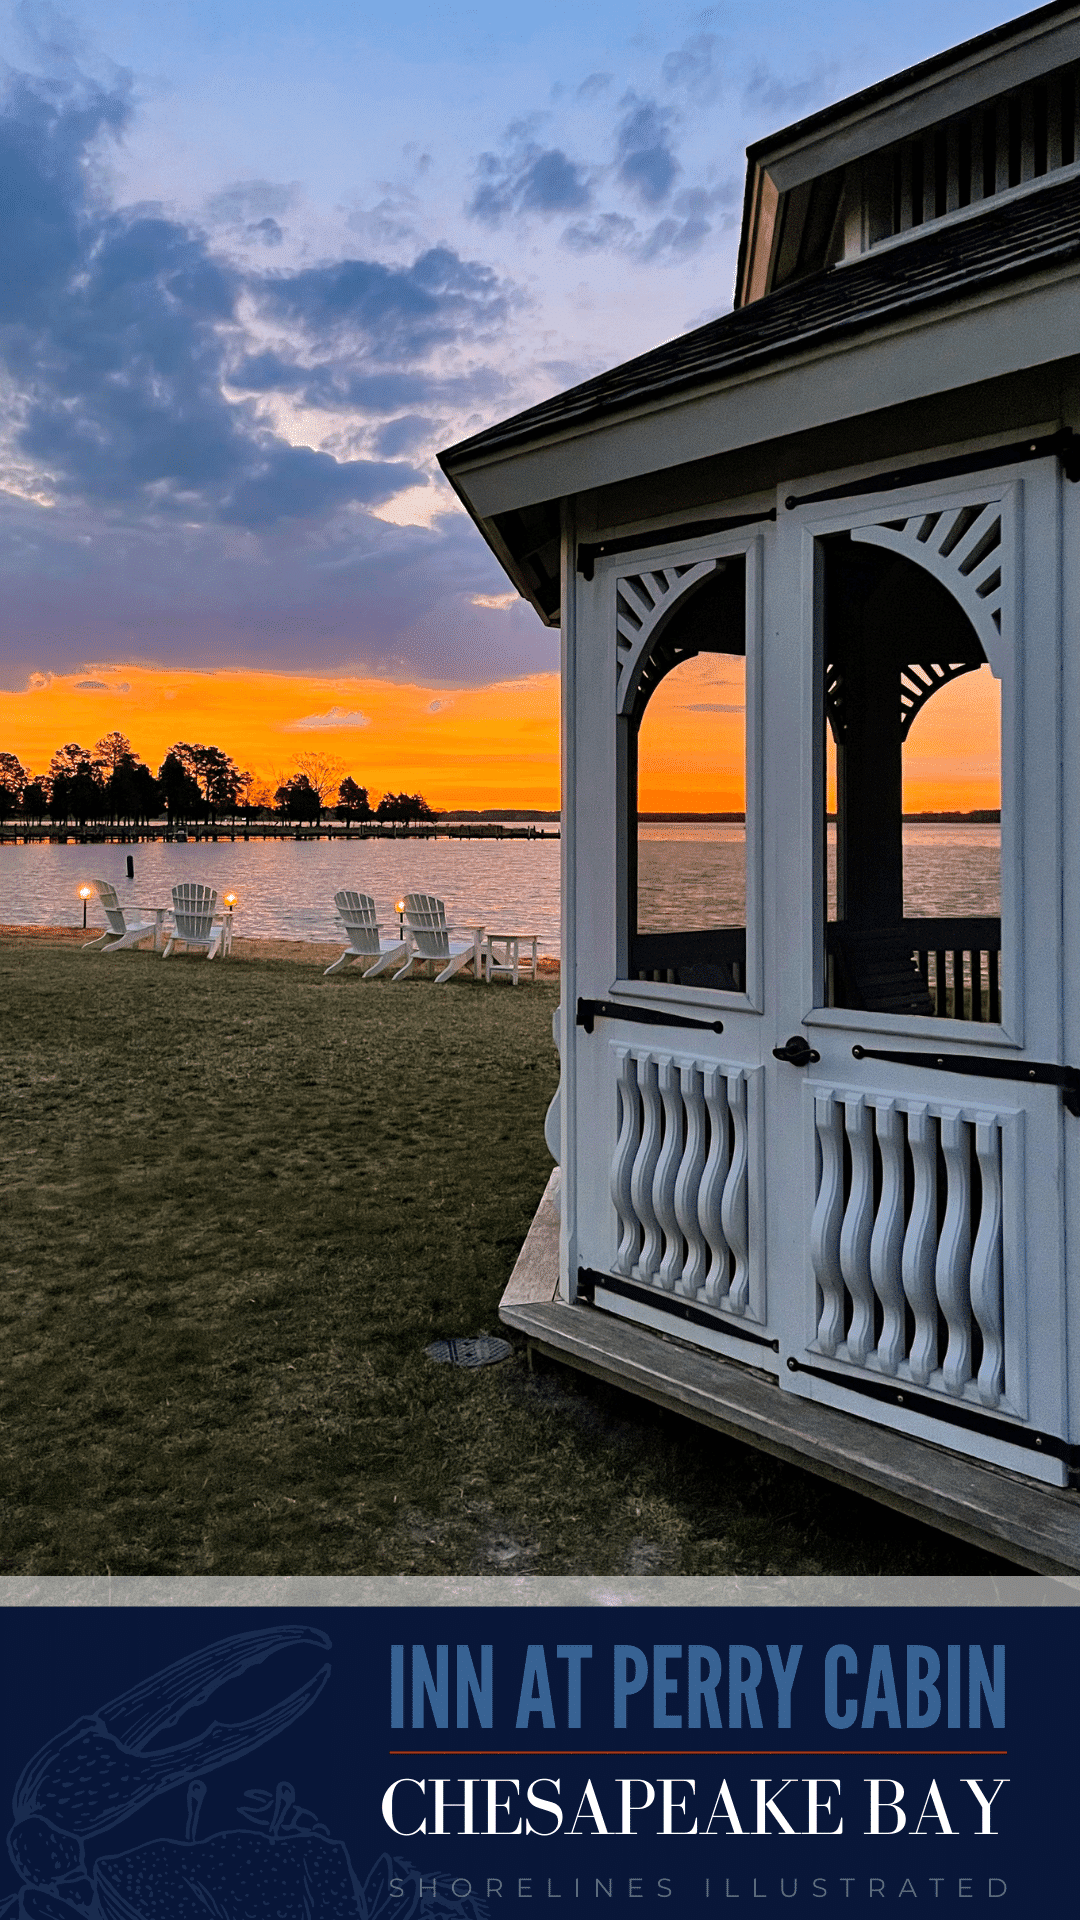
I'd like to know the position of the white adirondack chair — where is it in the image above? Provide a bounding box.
[392,892,484,983]
[82,880,156,954]
[163,883,225,960]
[324,890,409,977]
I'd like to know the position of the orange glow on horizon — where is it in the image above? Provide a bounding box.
[1,652,1002,814]
[0,663,560,811]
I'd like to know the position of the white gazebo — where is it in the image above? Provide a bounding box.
[440,1,1080,1572]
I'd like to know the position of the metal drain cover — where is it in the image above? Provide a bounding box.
[426,1336,512,1368]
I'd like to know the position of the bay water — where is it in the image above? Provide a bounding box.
[1,823,1000,956]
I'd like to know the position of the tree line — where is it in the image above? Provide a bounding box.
[0,736,435,829]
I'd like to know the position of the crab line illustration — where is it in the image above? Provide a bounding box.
[2,1626,484,1920]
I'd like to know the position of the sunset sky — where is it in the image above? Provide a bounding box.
[0,0,1014,807]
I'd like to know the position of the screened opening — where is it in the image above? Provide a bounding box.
[625,557,748,990]
[820,532,1002,1020]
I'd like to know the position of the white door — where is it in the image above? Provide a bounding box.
[769,457,1070,1486]
[565,451,1073,1487]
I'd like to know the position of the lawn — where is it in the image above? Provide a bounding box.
[0,939,1010,1575]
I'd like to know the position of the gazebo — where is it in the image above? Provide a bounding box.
[440,0,1080,1572]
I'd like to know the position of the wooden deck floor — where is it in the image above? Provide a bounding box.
[501,1171,1080,1576]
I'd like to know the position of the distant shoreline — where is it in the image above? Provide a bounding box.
[638,810,1001,824]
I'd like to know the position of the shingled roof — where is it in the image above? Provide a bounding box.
[440,169,1080,471]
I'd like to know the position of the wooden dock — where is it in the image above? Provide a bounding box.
[0,821,558,845]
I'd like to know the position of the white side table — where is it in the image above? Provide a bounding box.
[484,932,539,984]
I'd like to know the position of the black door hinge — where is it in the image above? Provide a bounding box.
[577,997,723,1035]
[852,1043,1080,1116]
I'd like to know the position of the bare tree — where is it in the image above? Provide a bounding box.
[295,752,345,809]
[94,731,133,771]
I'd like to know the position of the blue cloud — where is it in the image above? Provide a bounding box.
[615,95,681,206]
[469,143,592,225]
[661,34,728,104]
[257,246,512,359]
[375,414,436,457]
[0,66,510,535]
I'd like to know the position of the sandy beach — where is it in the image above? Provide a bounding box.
[0,923,560,972]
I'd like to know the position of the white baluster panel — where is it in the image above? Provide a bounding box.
[806,1083,1018,1417]
[610,1044,641,1276]
[629,1050,663,1282]
[809,1091,846,1356]
[839,1095,875,1365]
[673,1061,709,1297]
[722,1069,752,1315]
[608,1044,765,1328]
[654,1056,685,1291]
[699,1063,732,1305]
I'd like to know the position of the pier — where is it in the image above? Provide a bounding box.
[0,820,559,845]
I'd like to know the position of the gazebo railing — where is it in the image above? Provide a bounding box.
[827,918,1002,1021]
[629,927,747,993]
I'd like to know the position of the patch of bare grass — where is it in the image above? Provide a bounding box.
[0,942,1010,1574]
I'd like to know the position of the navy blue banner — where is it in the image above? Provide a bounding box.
[0,1601,1072,1916]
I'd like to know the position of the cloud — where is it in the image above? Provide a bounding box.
[74,678,107,688]
[370,484,457,530]
[204,179,298,225]
[563,180,737,263]
[0,66,509,538]
[577,72,612,99]
[284,705,372,731]
[203,180,297,247]
[375,413,436,458]
[229,354,509,421]
[562,211,637,254]
[428,697,453,712]
[257,246,512,361]
[661,34,729,104]
[0,54,560,692]
[469,142,593,226]
[743,60,835,117]
[472,591,518,610]
[614,95,680,207]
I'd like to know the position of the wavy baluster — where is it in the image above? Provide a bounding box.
[902,1106,939,1386]
[839,1096,875,1364]
[810,1091,846,1355]
[609,1044,640,1275]
[721,1070,751,1315]
[936,1111,973,1394]
[971,1118,1005,1406]
[630,1051,664,1282]
[654,1055,684,1291]
[699,1064,731,1304]
[674,1061,708,1296]
[869,1101,907,1374]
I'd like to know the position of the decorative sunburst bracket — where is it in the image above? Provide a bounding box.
[615,561,718,716]
[850,496,1010,681]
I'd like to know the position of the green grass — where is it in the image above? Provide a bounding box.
[0,942,1010,1575]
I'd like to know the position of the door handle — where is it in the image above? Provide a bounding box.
[773,1034,820,1067]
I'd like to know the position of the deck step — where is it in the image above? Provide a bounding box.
[501,1173,1080,1576]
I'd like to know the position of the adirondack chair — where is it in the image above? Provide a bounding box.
[163,882,225,960]
[324,890,409,977]
[392,892,484,983]
[82,880,156,954]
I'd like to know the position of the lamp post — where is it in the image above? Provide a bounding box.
[396,897,405,937]
[223,892,237,954]
[79,884,92,930]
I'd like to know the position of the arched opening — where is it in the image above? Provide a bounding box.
[623,557,748,989]
[821,533,1001,1019]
